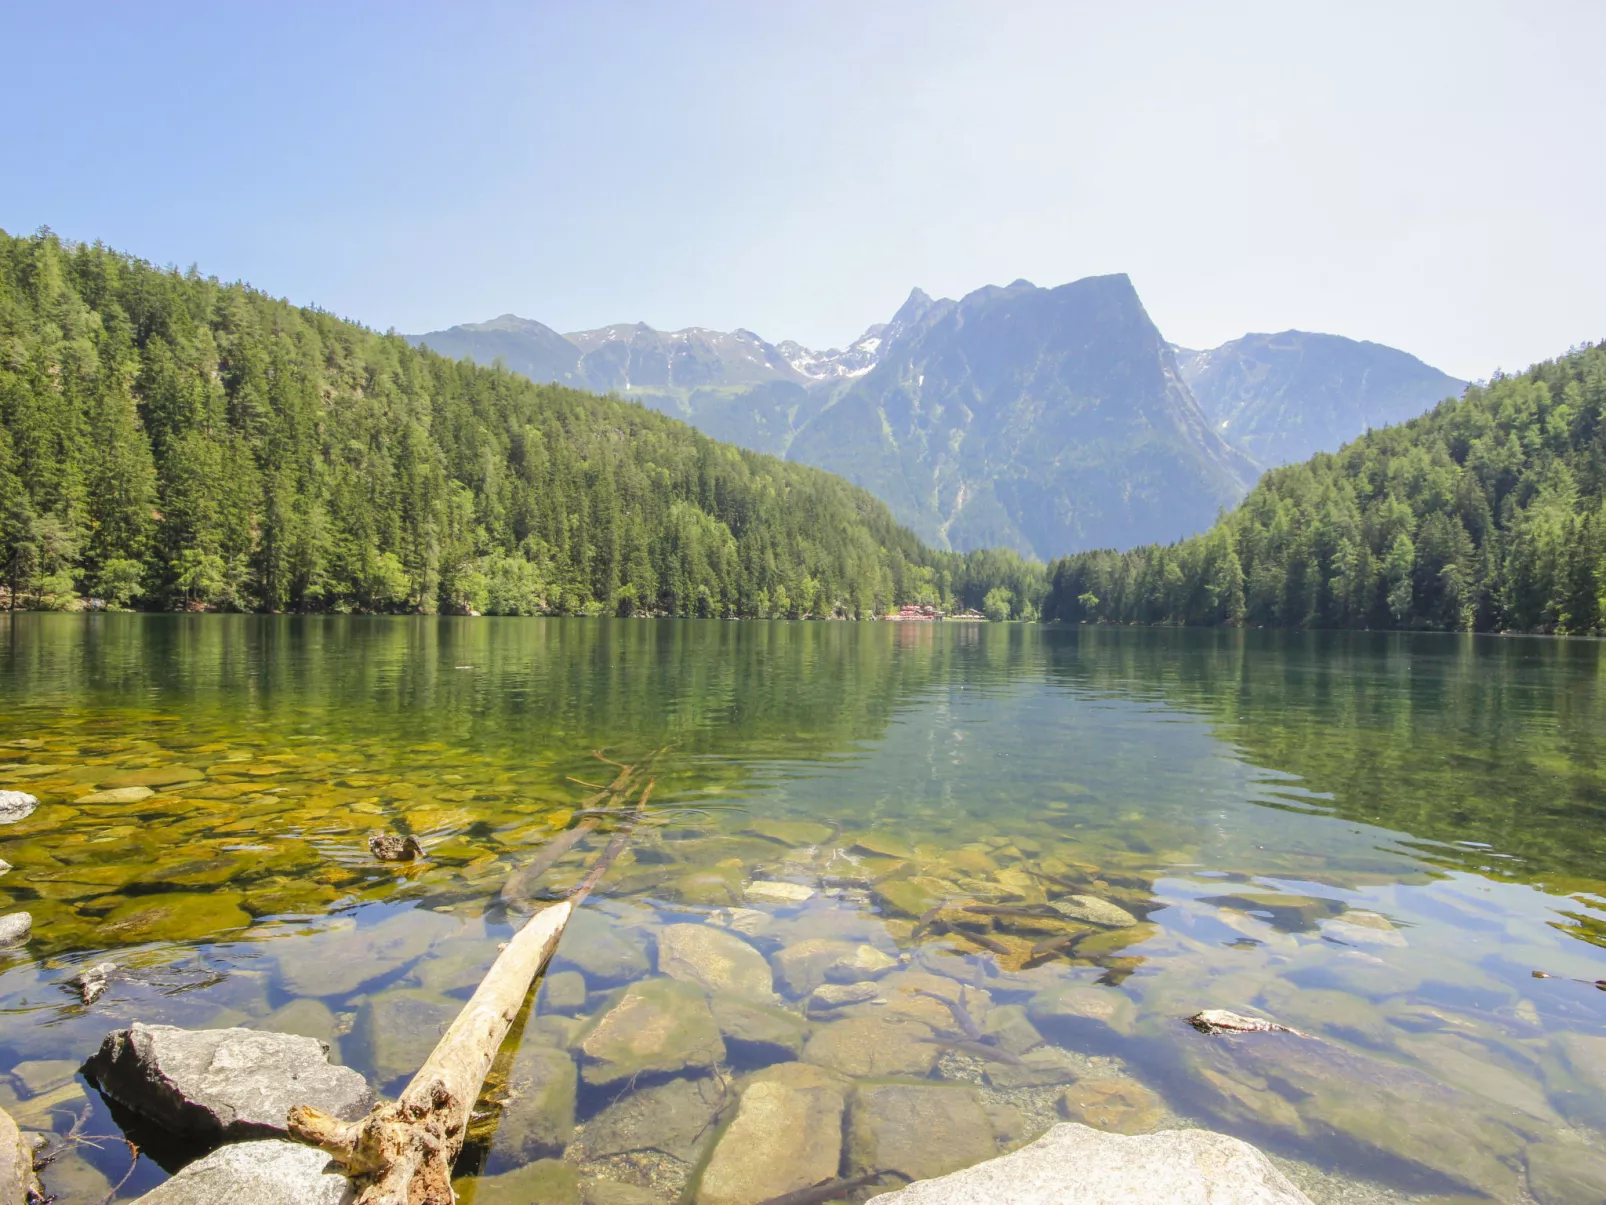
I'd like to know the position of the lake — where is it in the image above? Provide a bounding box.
[1,615,1604,1204]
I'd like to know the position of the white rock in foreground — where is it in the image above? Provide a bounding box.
[134,1140,354,1204]
[866,1123,1313,1205]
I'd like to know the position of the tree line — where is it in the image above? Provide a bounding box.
[0,228,1035,619]
[1043,341,1606,634]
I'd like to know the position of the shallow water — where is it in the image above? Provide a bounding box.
[1,616,1604,1203]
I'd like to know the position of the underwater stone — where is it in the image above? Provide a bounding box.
[802,1014,938,1078]
[744,879,816,904]
[99,892,250,944]
[132,1139,354,1205]
[468,1159,580,1205]
[0,792,38,824]
[847,1082,998,1183]
[104,766,204,789]
[696,1062,848,1205]
[709,993,809,1062]
[277,908,458,997]
[83,1023,373,1141]
[542,969,589,1013]
[657,923,779,1002]
[354,989,461,1086]
[75,786,156,804]
[1057,1076,1165,1134]
[258,999,339,1053]
[863,1122,1313,1204]
[583,1073,727,1164]
[495,1042,577,1160]
[579,978,726,1085]
[807,982,879,1015]
[0,913,31,947]
[745,819,835,846]
[1027,983,1136,1037]
[552,908,651,985]
[1525,1141,1606,1205]
[772,938,897,996]
[872,876,950,918]
[1048,896,1138,928]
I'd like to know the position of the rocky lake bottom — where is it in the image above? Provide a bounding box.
[0,616,1604,1204]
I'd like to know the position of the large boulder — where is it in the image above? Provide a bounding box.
[657,924,778,1002]
[492,1042,577,1161]
[865,1123,1312,1204]
[132,1139,354,1204]
[579,978,726,1085]
[709,994,809,1062]
[802,1014,938,1078]
[0,1104,42,1203]
[696,1062,849,1205]
[83,1024,373,1141]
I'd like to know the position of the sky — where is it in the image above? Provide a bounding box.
[3,1,1603,381]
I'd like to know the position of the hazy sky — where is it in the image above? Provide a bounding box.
[4,1,1603,380]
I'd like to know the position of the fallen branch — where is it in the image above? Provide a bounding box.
[499,755,640,906]
[290,774,655,1204]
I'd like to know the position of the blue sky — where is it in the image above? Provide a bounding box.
[3,0,1603,379]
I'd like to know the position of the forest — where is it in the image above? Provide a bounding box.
[1043,340,1606,634]
[0,228,1037,619]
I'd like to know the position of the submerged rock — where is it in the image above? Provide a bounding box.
[354,989,460,1086]
[872,876,950,918]
[542,969,589,1013]
[0,791,38,824]
[84,1024,372,1140]
[579,978,726,1085]
[552,908,652,985]
[847,1082,998,1183]
[132,1139,354,1204]
[495,1042,577,1160]
[1057,1076,1164,1134]
[1182,1030,1524,1197]
[746,819,835,847]
[710,993,809,1062]
[807,982,879,1016]
[0,912,31,947]
[583,1074,727,1164]
[772,938,898,996]
[467,1159,580,1205]
[802,1014,938,1078]
[76,785,156,804]
[100,892,251,944]
[863,1122,1313,1204]
[744,879,816,904]
[0,1103,42,1204]
[1048,896,1138,928]
[657,923,778,1002]
[1027,983,1135,1039]
[1525,1141,1606,1205]
[696,1062,848,1205]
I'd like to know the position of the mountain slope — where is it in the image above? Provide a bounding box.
[787,276,1258,558]
[1043,341,1606,633]
[1176,331,1465,466]
[411,313,585,386]
[0,228,955,618]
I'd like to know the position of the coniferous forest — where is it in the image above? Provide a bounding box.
[1043,341,1606,634]
[0,228,1042,618]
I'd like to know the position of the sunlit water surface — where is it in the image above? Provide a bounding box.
[1,616,1604,1204]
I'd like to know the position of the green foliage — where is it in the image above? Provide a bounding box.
[1045,343,1606,634]
[982,587,1013,622]
[0,228,1043,617]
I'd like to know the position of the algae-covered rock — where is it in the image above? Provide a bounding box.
[852,832,915,859]
[983,1045,1081,1089]
[552,907,652,985]
[847,1082,997,1182]
[465,1159,579,1205]
[745,819,834,846]
[802,1014,938,1078]
[657,923,778,1002]
[104,766,204,789]
[979,1004,1044,1056]
[259,999,339,1053]
[872,876,949,918]
[99,892,251,943]
[696,1062,847,1205]
[493,1041,576,1161]
[743,880,816,904]
[709,994,809,1062]
[582,1073,727,1164]
[862,1122,1313,1205]
[579,978,725,1085]
[542,969,589,1013]
[1049,896,1138,928]
[1057,1075,1164,1134]
[354,989,460,1086]
[76,786,156,804]
[1526,1142,1606,1205]
[807,982,879,1015]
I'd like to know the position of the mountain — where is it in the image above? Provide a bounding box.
[0,227,972,619]
[785,276,1258,558]
[414,278,1258,559]
[408,313,586,387]
[1175,331,1465,467]
[1043,341,1606,634]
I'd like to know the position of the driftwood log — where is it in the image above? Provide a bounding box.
[288,767,654,1204]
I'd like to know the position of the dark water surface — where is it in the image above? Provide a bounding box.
[1,616,1604,1203]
